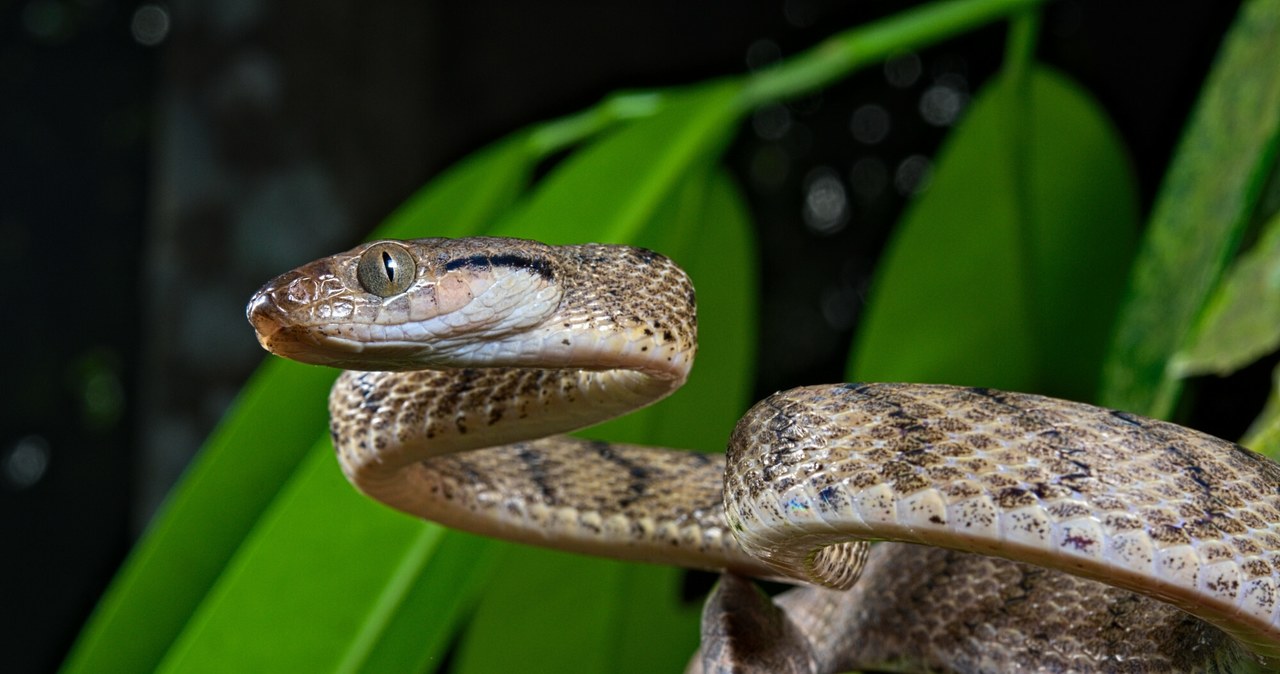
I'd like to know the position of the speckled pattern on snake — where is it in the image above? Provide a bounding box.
[247,236,1280,673]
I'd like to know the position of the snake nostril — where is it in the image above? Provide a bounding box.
[246,288,288,346]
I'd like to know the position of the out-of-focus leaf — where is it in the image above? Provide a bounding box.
[849,66,1138,400]
[453,549,628,673]
[1244,364,1280,458]
[456,168,756,674]
[60,360,334,674]
[1173,210,1280,376]
[62,135,538,674]
[578,168,757,453]
[347,532,498,674]
[1101,0,1280,417]
[154,444,492,673]
[491,82,741,244]
[614,170,757,673]
[454,81,754,672]
[644,170,758,454]
[378,134,536,240]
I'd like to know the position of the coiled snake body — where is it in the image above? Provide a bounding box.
[248,237,1280,673]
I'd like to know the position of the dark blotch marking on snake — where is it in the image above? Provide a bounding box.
[516,447,558,502]
[1164,443,1215,499]
[817,486,848,512]
[1110,409,1146,427]
[591,440,651,507]
[352,372,384,413]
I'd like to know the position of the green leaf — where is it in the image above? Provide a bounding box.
[1173,209,1280,377]
[378,134,536,240]
[615,170,757,674]
[491,81,742,243]
[642,170,759,455]
[849,66,1138,400]
[450,84,749,674]
[60,360,334,674]
[454,551,629,674]
[154,443,480,673]
[455,166,759,666]
[1100,0,1280,417]
[62,134,538,674]
[347,532,499,674]
[1244,364,1280,458]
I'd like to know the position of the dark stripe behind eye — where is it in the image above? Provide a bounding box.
[445,254,553,280]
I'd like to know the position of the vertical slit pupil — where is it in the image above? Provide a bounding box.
[382,250,395,281]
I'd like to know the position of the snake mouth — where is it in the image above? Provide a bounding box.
[246,289,283,343]
[248,289,441,370]
[246,285,339,364]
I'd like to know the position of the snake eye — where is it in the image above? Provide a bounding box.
[357,242,416,297]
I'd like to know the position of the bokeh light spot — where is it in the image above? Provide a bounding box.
[849,104,890,145]
[803,167,850,235]
[5,436,50,490]
[131,4,171,46]
[752,103,792,141]
[884,52,922,88]
[895,155,933,196]
[783,0,819,28]
[919,84,967,126]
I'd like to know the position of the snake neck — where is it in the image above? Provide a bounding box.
[330,366,683,497]
[324,364,785,578]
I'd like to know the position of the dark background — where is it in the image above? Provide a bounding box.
[0,1,1248,672]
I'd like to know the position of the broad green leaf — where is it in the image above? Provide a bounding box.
[578,168,757,453]
[62,135,538,674]
[1173,209,1280,376]
[644,170,758,454]
[60,360,334,674]
[349,533,498,674]
[150,94,753,672]
[378,134,536,240]
[614,170,757,673]
[454,550,636,674]
[491,81,741,243]
[1101,0,1280,417]
[155,443,455,672]
[1244,364,1280,458]
[456,168,756,674]
[849,66,1138,400]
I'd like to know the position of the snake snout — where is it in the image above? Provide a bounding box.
[246,284,282,336]
[246,272,320,355]
[246,295,337,365]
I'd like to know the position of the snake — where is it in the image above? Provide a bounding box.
[247,236,1280,673]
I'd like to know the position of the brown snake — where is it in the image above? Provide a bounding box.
[248,236,1280,673]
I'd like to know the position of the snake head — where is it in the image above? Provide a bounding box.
[247,237,563,371]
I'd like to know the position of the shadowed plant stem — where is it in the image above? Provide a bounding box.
[1002,12,1044,380]
[528,0,1049,157]
[739,0,1048,108]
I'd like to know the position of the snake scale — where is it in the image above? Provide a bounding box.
[248,236,1280,673]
